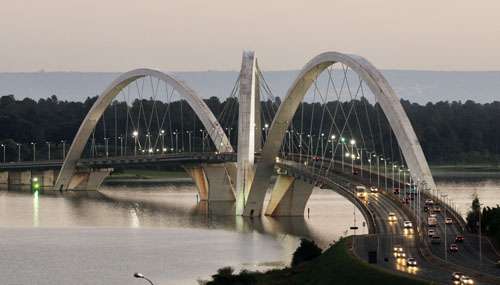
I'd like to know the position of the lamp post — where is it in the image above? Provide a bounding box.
[133,272,154,285]
[61,140,66,160]
[350,139,356,174]
[17,143,21,161]
[104,137,109,157]
[132,130,138,156]
[174,130,179,152]
[340,137,345,171]
[46,141,51,160]
[479,202,484,267]
[31,142,36,161]
[160,130,165,153]
[187,131,192,152]
[441,193,448,262]
[199,129,205,152]
[119,136,123,156]
[0,144,5,163]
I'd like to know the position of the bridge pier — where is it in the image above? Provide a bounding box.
[8,170,32,186]
[66,168,112,191]
[265,175,314,216]
[184,163,236,202]
[0,171,8,185]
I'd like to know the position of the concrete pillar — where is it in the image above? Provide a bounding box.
[202,163,235,201]
[66,168,112,191]
[0,172,8,184]
[184,165,209,201]
[236,51,259,216]
[41,170,55,187]
[265,175,314,216]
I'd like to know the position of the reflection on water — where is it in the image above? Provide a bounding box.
[0,183,367,285]
[437,176,500,217]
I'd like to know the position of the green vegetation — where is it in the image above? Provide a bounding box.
[202,238,430,285]
[466,195,500,245]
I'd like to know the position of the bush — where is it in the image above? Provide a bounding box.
[291,238,323,267]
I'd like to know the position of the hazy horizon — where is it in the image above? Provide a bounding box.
[1,0,500,72]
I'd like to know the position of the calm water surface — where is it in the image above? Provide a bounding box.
[0,182,366,285]
[0,173,498,285]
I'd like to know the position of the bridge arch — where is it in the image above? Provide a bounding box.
[241,51,436,216]
[54,68,233,190]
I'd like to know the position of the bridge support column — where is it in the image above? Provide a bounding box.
[236,51,261,216]
[32,170,56,188]
[184,166,209,201]
[202,163,236,201]
[265,175,314,216]
[66,168,112,191]
[8,171,31,185]
[184,164,236,202]
[0,171,8,185]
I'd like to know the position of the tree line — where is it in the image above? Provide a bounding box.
[0,94,499,164]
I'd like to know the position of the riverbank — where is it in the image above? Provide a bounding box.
[203,237,430,285]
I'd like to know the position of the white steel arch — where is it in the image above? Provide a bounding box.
[54,68,233,190]
[239,51,437,216]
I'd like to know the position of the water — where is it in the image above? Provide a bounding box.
[1,173,497,285]
[0,183,366,285]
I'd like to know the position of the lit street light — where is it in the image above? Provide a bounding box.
[31,142,36,161]
[132,130,139,156]
[0,144,5,163]
[133,272,154,285]
[46,141,51,160]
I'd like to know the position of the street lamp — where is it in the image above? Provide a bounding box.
[441,193,448,262]
[17,143,21,161]
[133,272,154,285]
[350,139,356,174]
[132,130,139,156]
[31,142,36,161]
[0,144,5,163]
[160,130,165,153]
[340,137,345,171]
[479,202,484,267]
[46,141,51,160]
[61,140,66,160]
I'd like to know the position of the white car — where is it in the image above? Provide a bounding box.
[403,220,413,229]
[425,199,434,205]
[459,276,474,284]
[445,217,453,224]
[406,257,417,266]
[370,186,379,193]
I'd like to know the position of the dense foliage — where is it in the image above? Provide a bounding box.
[466,195,500,244]
[291,238,323,267]
[1,94,500,164]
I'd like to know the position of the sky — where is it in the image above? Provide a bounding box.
[1,0,499,72]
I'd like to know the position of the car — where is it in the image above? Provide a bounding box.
[312,156,321,161]
[429,213,437,218]
[449,243,459,252]
[455,235,465,243]
[459,276,474,284]
[432,206,441,213]
[352,170,359,175]
[403,220,413,229]
[393,245,405,258]
[445,217,453,224]
[431,235,441,244]
[406,257,417,266]
[393,188,400,194]
[425,199,434,205]
[452,272,464,281]
[428,229,436,237]
[388,212,397,222]
[370,186,378,193]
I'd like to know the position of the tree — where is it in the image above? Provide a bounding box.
[291,238,323,267]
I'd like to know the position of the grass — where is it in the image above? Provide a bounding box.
[107,169,189,179]
[204,237,431,285]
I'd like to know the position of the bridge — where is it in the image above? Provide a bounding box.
[1,50,498,283]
